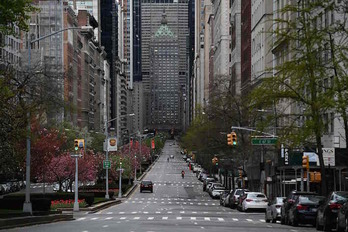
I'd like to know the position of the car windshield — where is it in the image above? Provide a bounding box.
[298,195,321,204]
[142,181,152,185]
[334,192,348,203]
[248,193,266,199]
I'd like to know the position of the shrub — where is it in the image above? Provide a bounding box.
[0,197,51,211]
[32,198,51,211]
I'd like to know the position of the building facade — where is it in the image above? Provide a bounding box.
[141,0,189,131]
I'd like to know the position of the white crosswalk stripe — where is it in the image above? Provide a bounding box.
[148,217,154,220]
[204,217,210,221]
[176,217,182,220]
[246,219,253,222]
[218,218,224,221]
[105,217,113,220]
[232,218,239,221]
[191,217,196,220]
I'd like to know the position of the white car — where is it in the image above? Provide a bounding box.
[207,182,223,194]
[241,192,268,212]
[211,187,226,199]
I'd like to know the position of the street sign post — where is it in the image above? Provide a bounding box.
[103,160,111,169]
[251,137,277,145]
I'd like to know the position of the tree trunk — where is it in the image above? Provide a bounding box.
[316,133,327,196]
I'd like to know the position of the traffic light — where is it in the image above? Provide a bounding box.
[74,139,79,151]
[302,155,309,170]
[120,157,123,165]
[231,132,237,146]
[227,133,233,146]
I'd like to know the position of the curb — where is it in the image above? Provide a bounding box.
[88,199,122,213]
[0,214,74,230]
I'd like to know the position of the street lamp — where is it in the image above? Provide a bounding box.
[23,26,86,214]
[105,113,134,199]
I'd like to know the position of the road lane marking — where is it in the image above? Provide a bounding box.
[105,217,113,220]
[120,217,126,220]
[102,225,108,228]
[132,211,137,214]
[232,218,238,221]
[134,217,140,220]
[106,212,112,214]
[191,217,196,220]
[218,218,224,221]
[91,217,98,220]
[260,219,265,222]
[162,217,168,220]
[246,219,253,222]
[148,217,154,220]
[204,217,210,221]
[119,212,125,214]
[76,217,86,221]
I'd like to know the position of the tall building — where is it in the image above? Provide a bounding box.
[211,0,231,92]
[251,0,273,86]
[141,1,189,131]
[22,0,109,132]
[101,0,118,125]
[230,0,241,96]
[241,0,251,96]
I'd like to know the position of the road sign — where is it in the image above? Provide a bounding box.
[116,168,124,173]
[103,160,111,169]
[251,137,277,145]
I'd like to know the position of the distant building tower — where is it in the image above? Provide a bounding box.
[141,0,189,131]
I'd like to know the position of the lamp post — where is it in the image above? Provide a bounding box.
[23,26,85,214]
[105,113,134,199]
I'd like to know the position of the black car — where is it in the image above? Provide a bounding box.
[316,191,348,231]
[281,190,318,225]
[288,195,324,226]
[140,180,153,193]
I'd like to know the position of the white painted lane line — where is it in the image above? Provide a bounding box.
[102,225,109,228]
[168,211,172,214]
[105,217,113,220]
[162,217,168,220]
[90,217,98,221]
[246,219,253,222]
[119,212,125,214]
[131,211,137,214]
[156,211,161,214]
[106,212,112,214]
[134,217,140,220]
[205,203,208,206]
[120,217,126,220]
[218,218,224,221]
[260,219,265,222]
[180,211,185,213]
[76,217,86,221]
[232,218,239,221]
[212,203,216,205]
[177,217,182,220]
[204,217,210,221]
[191,217,196,220]
[192,212,197,214]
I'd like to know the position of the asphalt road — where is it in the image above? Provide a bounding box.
[9,141,317,232]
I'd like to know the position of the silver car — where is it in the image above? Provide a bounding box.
[265,197,285,223]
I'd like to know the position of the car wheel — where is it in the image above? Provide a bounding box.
[316,216,324,231]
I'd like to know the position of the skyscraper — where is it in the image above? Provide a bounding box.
[141,0,189,131]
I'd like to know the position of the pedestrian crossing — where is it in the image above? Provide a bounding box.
[125,200,218,206]
[75,216,266,223]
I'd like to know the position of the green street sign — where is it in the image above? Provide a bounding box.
[251,138,277,145]
[103,160,111,169]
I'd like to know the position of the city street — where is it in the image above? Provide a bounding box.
[9,141,317,232]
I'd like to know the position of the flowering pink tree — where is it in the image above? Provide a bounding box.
[46,151,98,192]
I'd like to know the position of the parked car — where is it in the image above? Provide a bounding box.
[207,183,223,194]
[140,180,153,193]
[203,178,215,191]
[281,191,318,225]
[220,190,231,206]
[211,187,226,199]
[265,197,286,223]
[316,191,348,231]
[288,195,324,226]
[241,192,268,212]
[229,189,250,209]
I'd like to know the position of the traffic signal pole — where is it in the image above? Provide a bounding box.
[104,120,110,199]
